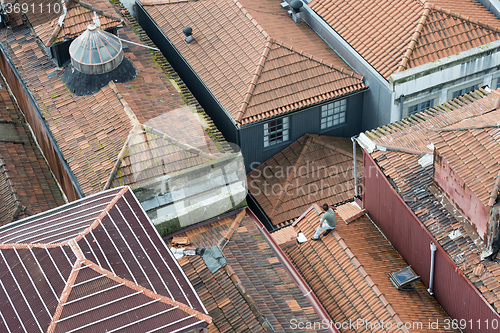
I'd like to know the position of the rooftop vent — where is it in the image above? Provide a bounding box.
[183,27,193,43]
[69,24,124,75]
[389,266,420,291]
[290,0,303,23]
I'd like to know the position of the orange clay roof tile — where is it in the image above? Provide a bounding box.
[2,0,229,196]
[248,134,362,228]
[366,88,500,312]
[285,204,458,332]
[309,0,500,80]
[141,0,366,125]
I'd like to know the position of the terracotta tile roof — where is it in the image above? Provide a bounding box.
[431,126,500,206]
[0,0,229,196]
[141,0,366,125]
[284,204,457,332]
[0,80,65,226]
[248,134,362,228]
[0,187,210,332]
[309,0,500,79]
[173,209,327,332]
[24,0,123,46]
[365,89,500,312]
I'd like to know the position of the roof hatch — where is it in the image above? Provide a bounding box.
[69,24,124,75]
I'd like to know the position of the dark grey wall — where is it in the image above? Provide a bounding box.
[136,2,239,144]
[241,93,364,171]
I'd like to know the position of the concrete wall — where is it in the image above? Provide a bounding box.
[390,40,500,118]
[434,151,490,242]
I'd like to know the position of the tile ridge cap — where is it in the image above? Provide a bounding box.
[46,258,81,333]
[273,40,364,80]
[103,125,138,190]
[0,160,23,219]
[396,3,431,73]
[218,209,246,248]
[74,0,124,24]
[232,0,270,39]
[83,258,212,324]
[235,38,273,122]
[430,4,500,34]
[269,135,313,220]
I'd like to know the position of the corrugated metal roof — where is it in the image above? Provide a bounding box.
[0,186,210,332]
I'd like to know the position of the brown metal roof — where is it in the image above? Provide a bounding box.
[0,77,65,226]
[310,0,500,79]
[0,0,229,197]
[0,187,210,332]
[366,89,500,313]
[248,134,362,228]
[284,204,458,332]
[141,0,366,125]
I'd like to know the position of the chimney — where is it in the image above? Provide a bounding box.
[183,27,193,43]
[290,0,303,23]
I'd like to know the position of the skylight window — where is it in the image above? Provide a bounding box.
[389,266,420,291]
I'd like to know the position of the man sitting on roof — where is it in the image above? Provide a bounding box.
[312,203,336,240]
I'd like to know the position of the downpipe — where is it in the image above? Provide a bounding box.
[428,242,437,295]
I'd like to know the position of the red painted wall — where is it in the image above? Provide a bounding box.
[363,150,500,333]
[434,152,490,242]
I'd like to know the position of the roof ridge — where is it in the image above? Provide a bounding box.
[0,159,24,221]
[232,0,270,39]
[430,3,500,34]
[73,187,129,243]
[309,135,361,160]
[84,258,212,323]
[397,3,432,73]
[273,40,364,80]
[269,135,312,220]
[488,170,500,206]
[218,209,246,248]
[236,38,273,122]
[46,258,81,333]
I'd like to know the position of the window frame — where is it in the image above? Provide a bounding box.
[407,99,434,116]
[320,99,347,130]
[263,116,289,148]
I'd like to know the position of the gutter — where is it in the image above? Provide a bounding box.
[247,208,339,333]
[0,42,84,199]
[351,135,358,198]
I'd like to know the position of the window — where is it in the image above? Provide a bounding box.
[407,99,434,115]
[452,84,478,99]
[496,79,500,89]
[320,99,346,130]
[264,117,289,148]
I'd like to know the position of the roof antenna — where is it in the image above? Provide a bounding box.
[183,27,193,43]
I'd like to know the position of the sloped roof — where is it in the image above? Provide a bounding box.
[365,89,500,311]
[283,203,457,332]
[24,0,123,46]
[0,81,65,226]
[141,0,366,125]
[172,209,327,332]
[0,186,210,332]
[309,0,500,79]
[248,134,362,228]
[431,125,500,206]
[0,0,229,196]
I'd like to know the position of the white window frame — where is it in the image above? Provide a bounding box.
[407,99,434,116]
[264,117,289,148]
[451,84,479,99]
[320,99,346,130]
